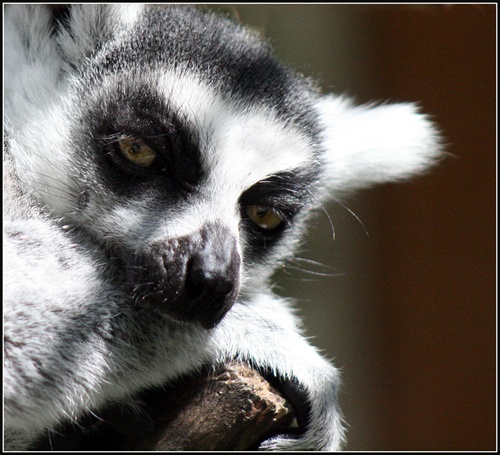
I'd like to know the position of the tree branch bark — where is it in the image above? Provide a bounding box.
[35,362,295,451]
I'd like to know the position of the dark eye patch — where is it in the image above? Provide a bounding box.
[90,93,204,193]
[240,169,318,218]
[239,168,319,262]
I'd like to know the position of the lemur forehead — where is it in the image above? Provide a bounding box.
[156,69,316,188]
[95,6,319,133]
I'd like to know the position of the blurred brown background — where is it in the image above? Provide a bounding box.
[211,4,496,451]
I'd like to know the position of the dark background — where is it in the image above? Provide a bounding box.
[212,5,496,451]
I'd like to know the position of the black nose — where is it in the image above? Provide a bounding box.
[183,248,239,328]
[186,255,235,302]
[179,224,241,328]
[168,222,240,329]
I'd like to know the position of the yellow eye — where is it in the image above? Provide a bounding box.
[118,137,157,167]
[247,205,284,230]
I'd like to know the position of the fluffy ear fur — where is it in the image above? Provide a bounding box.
[56,4,145,71]
[316,95,442,194]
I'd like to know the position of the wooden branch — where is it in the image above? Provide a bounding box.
[35,362,295,451]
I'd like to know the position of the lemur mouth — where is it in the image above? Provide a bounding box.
[164,291,237,329]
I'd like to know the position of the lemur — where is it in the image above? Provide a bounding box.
[4,4,442,450]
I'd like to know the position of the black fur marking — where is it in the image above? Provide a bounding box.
[49,5,71,34]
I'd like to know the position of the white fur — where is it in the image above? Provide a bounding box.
[316,95,441,193]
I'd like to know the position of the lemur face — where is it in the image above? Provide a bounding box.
[7,5,440,330]
[49,7,322,328]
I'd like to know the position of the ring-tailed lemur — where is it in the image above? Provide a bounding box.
[4,5,442,451]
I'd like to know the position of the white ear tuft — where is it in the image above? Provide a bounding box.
[315,95,443,193]
[56,4,145,70]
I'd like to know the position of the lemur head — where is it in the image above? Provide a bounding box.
[13,5,441,329]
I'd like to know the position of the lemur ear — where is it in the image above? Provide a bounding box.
[315,95,442,194]
[56,4,145,70]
